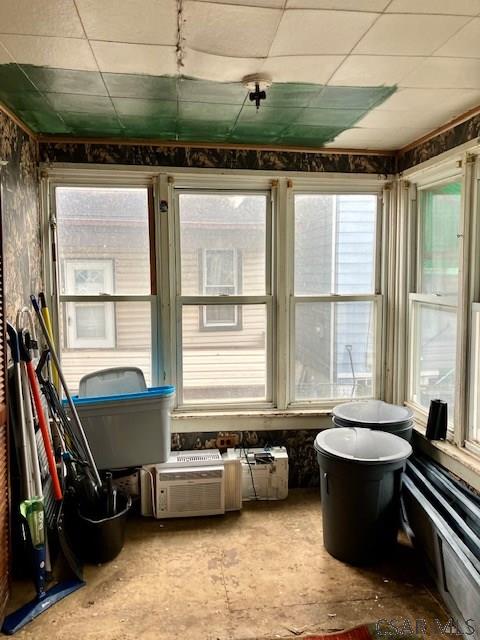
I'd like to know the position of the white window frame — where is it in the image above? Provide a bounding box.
[405,160,471,442]
[288,189,384,408]
[173,187,274,410]
[64,258,115,349]
[44,173,161,387]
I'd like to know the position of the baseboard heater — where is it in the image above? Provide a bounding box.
[402,456,480,638]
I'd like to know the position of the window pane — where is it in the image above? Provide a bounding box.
[294,194,376,295]
[182,304,267,403]
[295,301,375,400]
[56,187,151,295]
[178,193,266,295]
[60,301,152,392]
[412,303,456,417]
[420,182,461,295]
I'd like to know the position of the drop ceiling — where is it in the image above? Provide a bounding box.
[0,0,479,150]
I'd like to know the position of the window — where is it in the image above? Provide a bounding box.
[409,180,461,423]
[54,186,155,392]
[200,248,242,330]
[176,191,270,406]
[292,193,380,402]
[65,259,115,348]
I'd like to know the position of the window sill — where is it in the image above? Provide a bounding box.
[412,423,480,493]
[171,408,333,432]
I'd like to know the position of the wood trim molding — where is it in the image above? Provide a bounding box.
[0,102,35,139]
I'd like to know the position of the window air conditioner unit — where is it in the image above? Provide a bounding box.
[141,450,230,518]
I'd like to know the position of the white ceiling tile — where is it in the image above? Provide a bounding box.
[0,0,83,37]
[325,126,427,149]
[287,0,389,9]
[401,57,480,89]
[183,49,261,81]
[0,34,97,71]
[328,55,425,86]
[434,18,480,58]
[353,14,470,55]
[184,2,282,57]
[386,0,480,15]
[270,10,378,56]
[262,55,344,83]
[91,42,177,76]
[194,0,285,7]
[355,107,460,130]
[373,87,480,114]
[76,0,177,45]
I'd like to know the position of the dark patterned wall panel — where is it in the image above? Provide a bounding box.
[398,112,480,172]
[39,142,395,175]
[0,112,42,320]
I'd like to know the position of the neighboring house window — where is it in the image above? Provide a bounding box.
[200,249,242,330]
[408,180,461,425]
[64,259,115,349]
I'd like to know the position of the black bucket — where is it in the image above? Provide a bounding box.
[77,492,132,564]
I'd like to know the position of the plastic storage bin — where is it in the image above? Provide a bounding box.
[332,399,414,441]
[314,427,412,564]
[67,386,175,470]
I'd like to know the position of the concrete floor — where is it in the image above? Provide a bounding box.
[8,489,448,640]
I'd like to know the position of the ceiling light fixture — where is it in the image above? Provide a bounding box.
[243,74,272,111]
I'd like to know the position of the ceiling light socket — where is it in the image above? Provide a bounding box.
[242,74,272,92]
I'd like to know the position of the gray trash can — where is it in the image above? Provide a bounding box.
[314,427,412,564]
[332,400,414,441]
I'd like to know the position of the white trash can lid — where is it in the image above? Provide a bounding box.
[314,427,412,464]
[332,400,413,425]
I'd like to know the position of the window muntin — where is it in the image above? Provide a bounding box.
[292,193,379,403]
[54,186,154,392]
[176,190,271,407]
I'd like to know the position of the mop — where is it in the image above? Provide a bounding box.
[1,323,84,636]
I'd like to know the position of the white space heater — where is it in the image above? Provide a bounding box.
[141,450,242,518]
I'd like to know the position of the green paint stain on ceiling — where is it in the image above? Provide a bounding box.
[0,64,396,147]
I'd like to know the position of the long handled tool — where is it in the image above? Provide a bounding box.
[31,294,102,490]
[18,330,62,502]
[38,293,59,390]
[2,324,84,635]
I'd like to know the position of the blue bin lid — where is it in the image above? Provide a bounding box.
[64,385,176,406]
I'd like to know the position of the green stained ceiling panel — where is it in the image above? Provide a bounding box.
[46,93,115,114]
[0,65,36,92]
[103,73,177,100]
[60,112,123,134]
[118,118,177,139]
[0,89,49,112]
[178,101,240,122]
[311,85,395,110]
[0,63,397,148]
[297,108,365,127]
[238,104,302,124]
[22,65,107,96]
[264,83,321,108]
[112,97,177,117]
[178,78,246,105]
[18,110,72,134]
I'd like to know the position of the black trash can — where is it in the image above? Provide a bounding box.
[314,427,412,564]
[77,492,132,564]
[332,400,414,441]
